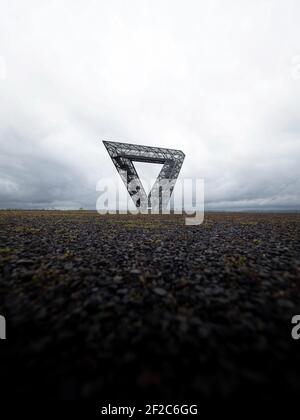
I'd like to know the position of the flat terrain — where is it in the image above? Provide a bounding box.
[0,211,300,400]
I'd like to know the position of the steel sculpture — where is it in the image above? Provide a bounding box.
[103,140,185,212]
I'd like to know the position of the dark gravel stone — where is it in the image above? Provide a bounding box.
[153,287,168,296]
[0,210,300,401]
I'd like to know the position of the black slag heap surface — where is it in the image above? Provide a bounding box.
[0,211,299,400]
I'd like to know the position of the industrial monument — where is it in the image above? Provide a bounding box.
[103,140,185,212]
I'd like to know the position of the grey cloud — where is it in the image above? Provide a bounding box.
[0,0,300,210]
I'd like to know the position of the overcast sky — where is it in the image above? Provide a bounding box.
[0,0,300,210]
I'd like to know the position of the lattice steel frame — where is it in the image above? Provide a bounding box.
[103,140,185,211]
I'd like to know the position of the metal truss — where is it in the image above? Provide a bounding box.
[103,140,185,212]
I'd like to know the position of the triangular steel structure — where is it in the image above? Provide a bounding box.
[103,140,185,212]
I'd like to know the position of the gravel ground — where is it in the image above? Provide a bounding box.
[0,210,300,401]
